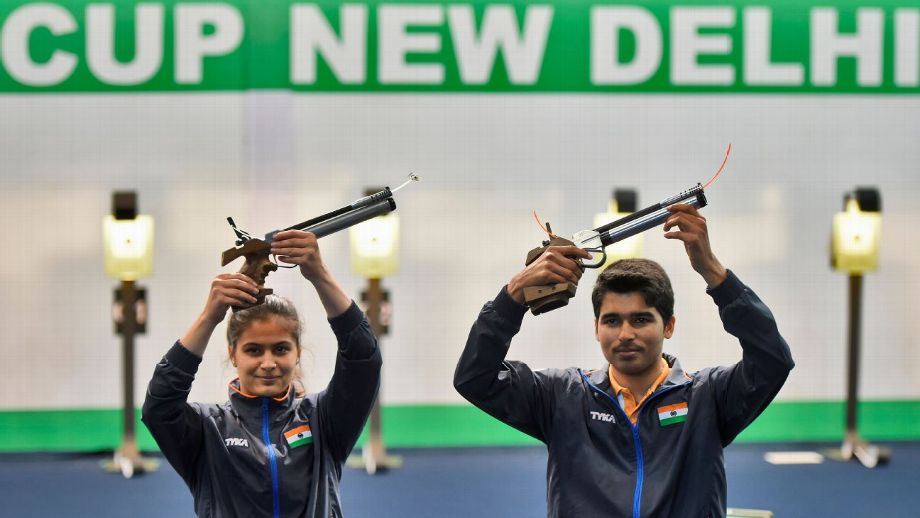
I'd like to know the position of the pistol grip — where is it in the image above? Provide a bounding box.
[231,287,274,312]
[525,245,547,266]
[523,235,580,315]
[240,258,277,286]
[523,283,578,315]
[222,240,277,311]
[525,236,577,266]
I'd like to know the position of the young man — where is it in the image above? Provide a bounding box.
[454,204,794,518]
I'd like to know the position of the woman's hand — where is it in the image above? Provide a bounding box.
[271,229,350,317]
[180,273,259,357]
[201,273,260,325]
[270,230,329,284]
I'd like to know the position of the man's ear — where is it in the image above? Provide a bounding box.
[594,318,600,341]
[663,315,676,339]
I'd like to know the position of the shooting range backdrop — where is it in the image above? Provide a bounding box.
[1,0,919,450]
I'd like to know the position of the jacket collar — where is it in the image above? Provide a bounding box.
[586,353,691,393]
[227,378,295,422]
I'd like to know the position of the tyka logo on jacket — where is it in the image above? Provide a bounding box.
[225,438,249,447]
[590,411,616,423]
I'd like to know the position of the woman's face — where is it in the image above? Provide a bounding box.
[229,315,300,398]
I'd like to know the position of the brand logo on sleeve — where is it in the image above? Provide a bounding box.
[225,438,249,447]
[590,411,616,423]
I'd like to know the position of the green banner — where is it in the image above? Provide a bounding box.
[1,0,918,93]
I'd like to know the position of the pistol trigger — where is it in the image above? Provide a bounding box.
[582,248,607,269]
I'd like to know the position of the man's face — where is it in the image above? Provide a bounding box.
[595,291,675,378]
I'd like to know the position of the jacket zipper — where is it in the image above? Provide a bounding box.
[261,398,281,518]
[580,370,690,518]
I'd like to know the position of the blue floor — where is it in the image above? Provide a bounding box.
[1,442,918,517]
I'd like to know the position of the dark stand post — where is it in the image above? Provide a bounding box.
[845,274,862,437]
[349,278,402,474]
[102,280,158,478]
[825,274,890,468]
[121,280,140,467]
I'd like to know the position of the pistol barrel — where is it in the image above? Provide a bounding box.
[265,198,396,241]
[280,187,394,236]
[596,184,707,247]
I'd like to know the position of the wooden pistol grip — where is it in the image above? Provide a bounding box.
[523,236,579,315]
[525,236,576,266]
[523,283,578,315]
[220,239,277,310]
[221,239,270,267]
[232,287,274,312]
[525,245,547,266]
[238,256,278,287]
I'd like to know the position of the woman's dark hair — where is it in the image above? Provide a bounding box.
[226,295,302,350]
[591,258,674,322]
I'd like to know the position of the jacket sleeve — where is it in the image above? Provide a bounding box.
[706,271,795,445]
[318,302,382,463]
[141,341,205,485]
[453,287,556,443]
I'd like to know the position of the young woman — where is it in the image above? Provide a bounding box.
[142,230,381,518]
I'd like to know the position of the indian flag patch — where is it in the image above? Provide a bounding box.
[284,425,313,449]
[657,402,689,426]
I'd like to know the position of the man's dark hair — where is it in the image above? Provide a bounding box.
[591,258,674,321]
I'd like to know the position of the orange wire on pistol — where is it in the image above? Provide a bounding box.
[704,143,731,189]
[533,210,558,238]
[532,144,730,238]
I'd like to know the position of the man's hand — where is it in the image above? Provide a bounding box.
[507,245,592,304]
[663,204,727,289]
[271,230,329,284]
